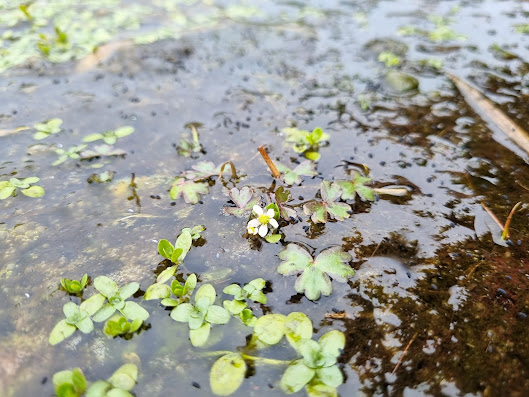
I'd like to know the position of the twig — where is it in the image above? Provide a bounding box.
[502,201,522,240]
[392,331,418,374]
[481,202,504,230]
[258,146,281,178]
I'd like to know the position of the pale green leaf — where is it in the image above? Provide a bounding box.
[281,360,315,394]
[318,330,346,365]
[277,244,312,276]
[108,364,138,391]
[170,178,209,204]
[223,299,247,315]
[76,317,94,334]
[195,284,216,306]
[63,302,79,318]
[83,133,104,143]
[92,303,116,322]
[314,247,354,282]
[254,314,286,345]
[175,229,192,261]
[189,322,211,347]
[248,278,266,290]
[144,283,171,300]
[316,365,343,388]
[295,266,332,301]
[156,264,177,284]
[205,305,230,324]
[0,186,16,199]
[306,381,338,397]
[80,293,106,316]
[94,276,118,298]
[285,312,313,351]
[157,239,174,259]
[114,126,134,138]
[119,282,139,300]
[265,234,282,243]
[223,284,243,297]
[49,319,76,345]
[210,353,246,396]
[86,380,111,397]
[170,302,193,322]
[120,301,149,321]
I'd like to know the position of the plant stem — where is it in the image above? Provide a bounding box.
[200,351,292,366]
[258,146,281,178]
[190,125,200,144]
[502,201,522,240]
[219,160,238,179]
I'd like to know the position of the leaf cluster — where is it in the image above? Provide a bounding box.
[33,118,63,140]
[157,229,192,263]
[53,363,139,397]
[83,126,134,145]
[282,127,330,161]
[223,278,267,326]
[104,315,143,338]
[223,186,261,217]
[0,177,45,199]
[60,274,88,294]
[303,180,351,224]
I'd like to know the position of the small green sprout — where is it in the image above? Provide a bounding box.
[0,177,45,199]
[91,276,149,323]
[177,122,204,157]
[277,244,354,301]
[281,330,345,394]
[144,272,197,303]
[83,126,134,145]
[60,274,88,295]
[170,284,230,347]
[223,278,267,326]
[103,314,143,338]
[53,144,87,165]
[377,51,401,67]
[181,225,206,241]
[49,294,106,345]
[275,160,318,186]
[303,180,352,223]
[33,118,62,140]
[157,228,192,263]
[282,127,330,161]
[52,368,86,397]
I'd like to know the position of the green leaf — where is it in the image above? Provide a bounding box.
[0,185,16,200]
[175,229,192,261]
[276,160,317,185]
[157,239,174,259]
[170,248,183,263]
[336,173,374,202]
[248,278,266,290]
[303,181,351,223]
[306,381,338,397]
[108,364,138,391]
[223,299,247,315]
[223,187,261,217]
[182,225,205,240]
[205,305,230,324]
[278,245,354,301]
[265,203,281,220]
[75,317,94,334]
[33,131,51,140]
[195,284,216,306]
[249,290,267,304]
[80,274,88,289]
[281,360,315,394]
[318,330,345,365]
[305,151,321,161]
[92,303,116,322]
[183,161,222,180]
[22,177,40,184]
[144,283,171,300]
[119,282,139,300]
[157,264,177,284]
[254,314,286,345]
[285,312,313,351]
[316,365,343,388]
[49,319,76,345]
[120,301,149,321]
[86,380,111,397]
[94,276,119,298]
[265,234,281,243]
[189,322,211,347]
[79,293,106,316]
[223,284,243,298]
[160,298,179,307]
[240,309,257,327]
[114,126,135,138]
[183,273,197,295]
[210,353,247,396]
[170,177,209,204]
[171,302,193,322]
[20,186,45,197]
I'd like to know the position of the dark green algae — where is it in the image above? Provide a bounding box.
[2,1,529,396]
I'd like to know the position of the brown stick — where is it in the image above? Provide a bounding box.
[481,202,504,230]
[502,201,522,240]
[392,331,418,375]
[258,146,281,178]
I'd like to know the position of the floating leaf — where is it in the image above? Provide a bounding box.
[285,312,313,351]
[265,234,282,244]
[0,177,45,200]
[210,353,247,396]
[143,283,171,300]
[53,144,87,166]
[81,145,126,159]
[223,187,261,217]
[275,186,297,220]
[281,359,316,394]
[254,314,286,345]
[306,382,338,397]
[275,160,318,186]
[20,185,45,197]
[183,161,222,180]
[83,126,134,145]
[303,181,351,223]
[336,172,375,202]
[169,177,209,204]
[108,363,138,391]
[277,244,354,300]
[33,118,62,140]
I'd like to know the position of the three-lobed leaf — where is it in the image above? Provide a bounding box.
[276,160,318,185]
[223,187,261,217]
[303,181,351,223]
[170,177,209,204]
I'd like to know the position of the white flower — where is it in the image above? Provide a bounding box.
[247,205,279,237]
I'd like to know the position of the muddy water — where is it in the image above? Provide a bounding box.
[2,0,529,396]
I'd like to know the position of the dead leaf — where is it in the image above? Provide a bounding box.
[76,40,133,73]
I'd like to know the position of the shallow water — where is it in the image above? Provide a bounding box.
[2,0,529,396]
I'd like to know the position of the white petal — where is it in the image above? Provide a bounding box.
[266,208,275,218]
[248,219,260,228]
[253,205,263,215]
[269,218,279,229]
[258,224,268,237]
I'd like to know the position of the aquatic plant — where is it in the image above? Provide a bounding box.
[83,126,134,145]
[223,278,267,326]
[377,51,401,67]
[275,160,318,186]
[169,177,210,204]
[53,144,87,165]
[222,186,261,217]
[277,244,354,301]
[103,315,143,338]
[53,363,139,397]
[247,204,279,237]
[336,171,375,202]
[303,180,351,223]
[60,274,88,295]
[49,294,105,345]
[282,127,330,161]
[91,276,149,323]
[170,283,230,347]
[33,118,63,140]
[0,177,45,199]
[157,228,192,263]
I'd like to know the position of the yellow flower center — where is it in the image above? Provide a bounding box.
[259,214,270,224]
